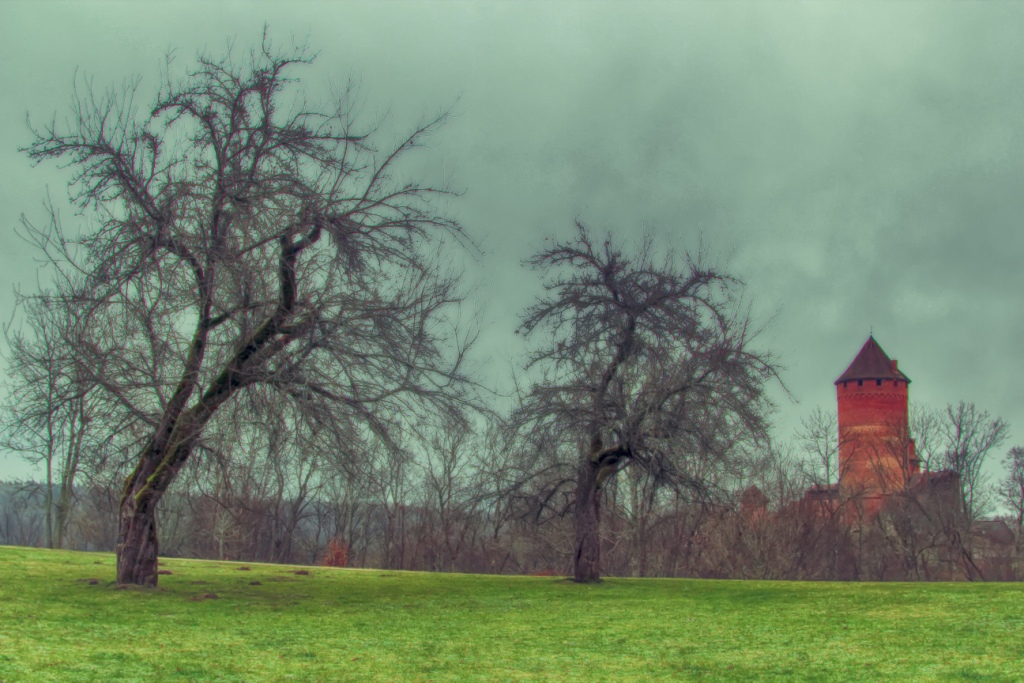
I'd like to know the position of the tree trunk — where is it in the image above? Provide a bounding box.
[44,457,54,549]
[115,406,206,585]
[573,457,602,582]
[116,482,160,586]
[54,486,71,550]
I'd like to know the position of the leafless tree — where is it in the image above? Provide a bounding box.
[0,296,121,549]
[796,407,849,489]
[171,391,331,563]
[466,420,534,573]
[936,402,1008,522]
[21,34,477,585]
[998,446,1024,531]
[748,444,808,509]
[908,402,942,472]
[415,422,480,572]
[513,223,779,582]
[0,484,46,547]
[861,402,1011,581]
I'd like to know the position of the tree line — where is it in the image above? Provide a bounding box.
[3,396,1022,581]
[2,35,1022,584]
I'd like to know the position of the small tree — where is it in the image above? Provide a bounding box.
[22,34,475,585]
[998,446,1024,531]
[937,402,1008,522]
[797,407,841,488]
[1,296,113,549]
[514,223,779,582]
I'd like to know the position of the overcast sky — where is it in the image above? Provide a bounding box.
[2,1,1023,482]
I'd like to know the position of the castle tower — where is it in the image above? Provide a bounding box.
[835,337,919,511]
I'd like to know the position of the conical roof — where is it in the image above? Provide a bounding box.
[740,485,769,507]
[835,336,911,385]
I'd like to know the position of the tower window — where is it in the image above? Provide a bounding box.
[858,380,863,386]
[894,381,898,387]
[876,380,882,386]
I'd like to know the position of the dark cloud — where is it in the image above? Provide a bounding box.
[2,1,1023,480]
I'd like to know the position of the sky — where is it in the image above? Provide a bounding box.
[1,1,1023,483]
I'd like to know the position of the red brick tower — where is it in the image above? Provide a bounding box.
[835,337,919,513]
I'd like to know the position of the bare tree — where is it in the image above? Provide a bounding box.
[998,446,1024,531]
[796,407,841,488]
[0,484,46,547]
[937,402,1008,522]
[867,402,1010,581]
[0,296,117,549]
[468,419,534,574]
[908,402,942,472]
[416,422,479,572]
[21,34,476,585]
[748,444,808,511]
[513,223,779,582]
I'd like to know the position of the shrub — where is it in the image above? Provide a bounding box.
[322,538,349,568]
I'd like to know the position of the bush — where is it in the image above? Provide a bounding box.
[321,538,349,568]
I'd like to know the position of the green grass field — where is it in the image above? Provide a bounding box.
[1,546,1022,682]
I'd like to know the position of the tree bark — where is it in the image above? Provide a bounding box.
[116,479,160,586]
[573,456,602,582]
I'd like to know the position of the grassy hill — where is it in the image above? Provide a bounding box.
[1,546,1022,682]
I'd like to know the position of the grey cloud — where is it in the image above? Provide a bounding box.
[1,1,1023,481]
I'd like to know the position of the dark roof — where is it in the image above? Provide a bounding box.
[740,485,769,507]
[907,469,959,491]
[835,336,911,385]
[971,519,1016,546]
[805,483,839,496]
